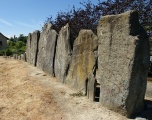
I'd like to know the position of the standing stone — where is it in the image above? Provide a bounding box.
[13,54,17,59]
[87,74,96,101]
[21,53,26,62]
[54,23,71,82]
[66,30,98,95]
[36,26,47,69]
[43,28,57,75]
[18,55,21,60]
[30,30,40,66]
[21,54,24,61]
[97,10,149,117]
[26,33,31,63]
[87,68,100,102]
[37,23,57,76]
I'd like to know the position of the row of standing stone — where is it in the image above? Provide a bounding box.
[23,10,149,118]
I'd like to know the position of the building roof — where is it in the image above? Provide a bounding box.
[0,33,9,40]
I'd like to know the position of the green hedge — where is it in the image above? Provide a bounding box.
[0,41,26,56]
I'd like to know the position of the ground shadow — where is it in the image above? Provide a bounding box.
[142,100,152,120]
[94,85,100,102]
[132,100,152,120]
[94,81,100,102]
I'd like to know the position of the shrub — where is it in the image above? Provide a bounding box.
[5,49,12,56]
[0,50,5,56]
[4,35,27,56]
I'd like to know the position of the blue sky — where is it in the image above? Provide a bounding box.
[0,0,100,38]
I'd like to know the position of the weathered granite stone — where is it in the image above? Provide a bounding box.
[13,54,17,59]
[15,54,18,59]
[97,10,149,117]
[18,55,21,60]
[16,55,18,59]
[30,30,40,66]
[26,33,32,63]
[87,70,101,102]
[54,23,71,82]
[37,23,57,76]
[66,30,98,94]
[87,74,96,101]
[21,54,24,60]
[21,53,26,62]
[43,29,57,75]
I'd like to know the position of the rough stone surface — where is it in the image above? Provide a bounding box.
[87,72,101,102]
[54,23,71,82]
[30,30,40,66]
[26,33,32,63]
[21,53,26,62]
[13,54,17,59]
[97,10,149,117]
[18,55,21,60]
[66,30,98,94]
[37,23,57,76]
[87,74,96,101]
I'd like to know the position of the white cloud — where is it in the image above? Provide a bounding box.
[0,18,14,27]
[15,20,43,31]
[15,21,35,29]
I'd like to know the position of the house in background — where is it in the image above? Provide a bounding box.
[0,33,9,50]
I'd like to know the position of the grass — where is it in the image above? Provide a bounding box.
[69,91,84,97]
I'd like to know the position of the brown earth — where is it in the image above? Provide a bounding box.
[147,77,152,82]
[0,57,152,120]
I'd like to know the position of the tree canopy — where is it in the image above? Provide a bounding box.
[46,0,152,46]
[0,34,27,56]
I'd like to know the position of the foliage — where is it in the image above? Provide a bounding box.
[5,49,13,56]
[99,0,152,35]
[15,41,26,49]
[46,0,152,46]
[46,1,100,47]
[0,50,5,56]
[8,41,16,46]
[18,34,28,43]
[0,34,27,56]
[10,37,15,42]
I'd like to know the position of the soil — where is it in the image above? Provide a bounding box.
[0,57,152,120]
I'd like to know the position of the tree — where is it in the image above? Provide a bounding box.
[98,0,152,35]
[10,37,15,42]
[0,34,27,56]
[17,34,27,43]
[8,41,15,47]
[46,0,151,45]
[5,49,12,56]
[46,1,101,47]
[15,41,25,49]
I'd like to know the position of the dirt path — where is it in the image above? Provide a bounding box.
[0,57,151,120]
[0,57,65,120]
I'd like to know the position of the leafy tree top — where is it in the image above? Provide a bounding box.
[46,0,152,47]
